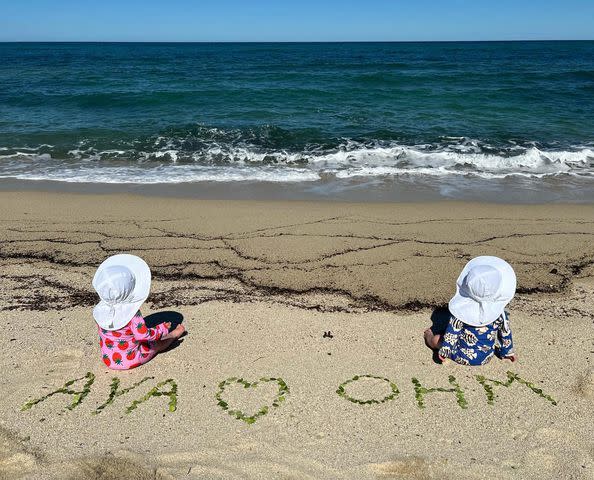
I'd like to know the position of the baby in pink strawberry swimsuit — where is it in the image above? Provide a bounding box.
[98,311,182,369]
[92,254,185,370]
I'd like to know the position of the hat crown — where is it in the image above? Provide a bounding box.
[95,265,136,305]
[460,265,502,302]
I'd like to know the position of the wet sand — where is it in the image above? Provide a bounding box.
[0,191,593,479]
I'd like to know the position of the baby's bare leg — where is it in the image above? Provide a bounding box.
[424,328,443,350]
[154,324,186,354]
[154,337,176,353]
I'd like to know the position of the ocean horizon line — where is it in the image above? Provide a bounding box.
[1,39,594,44]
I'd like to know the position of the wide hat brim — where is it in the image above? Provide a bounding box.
[448,256,516,327]
[92,254,151,330]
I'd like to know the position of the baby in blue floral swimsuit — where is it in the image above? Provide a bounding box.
[424,256,518,366]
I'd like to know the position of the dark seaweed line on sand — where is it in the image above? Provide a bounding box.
[1,247,592,314]
[1,216,593,313]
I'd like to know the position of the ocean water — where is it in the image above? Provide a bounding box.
[1,41,593,201]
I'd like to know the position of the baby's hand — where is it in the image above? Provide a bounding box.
[504,353,518,363]
[438,354,447,363]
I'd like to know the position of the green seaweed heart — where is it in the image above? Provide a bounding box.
[215,377,289,424]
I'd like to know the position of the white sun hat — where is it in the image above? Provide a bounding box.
[92,254,151,331]
[448,256,516,327]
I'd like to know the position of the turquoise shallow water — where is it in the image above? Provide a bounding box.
[0,41,593,200]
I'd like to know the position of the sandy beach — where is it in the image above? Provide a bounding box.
[1,191,593,479]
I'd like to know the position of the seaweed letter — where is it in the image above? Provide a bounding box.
[411,375,467,409]
[475,371,557,406]
[336,374,400,405]
[125,378,178,414]
[21,372,96,412]
[93,376,155,414]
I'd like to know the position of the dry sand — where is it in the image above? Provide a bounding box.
[0,191,593,479]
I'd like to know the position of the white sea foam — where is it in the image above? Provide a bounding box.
[0,164,319,184]
[328,147,594,178]
[0,144,593,184]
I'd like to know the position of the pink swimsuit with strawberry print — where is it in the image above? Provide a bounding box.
[98,312,168,370]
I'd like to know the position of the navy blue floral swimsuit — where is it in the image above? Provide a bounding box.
[438,312,514,366]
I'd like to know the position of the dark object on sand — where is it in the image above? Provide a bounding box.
[145,311,184,332]
[323,331,334,339]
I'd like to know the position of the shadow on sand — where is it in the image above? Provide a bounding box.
[145,310,184,330]
[427,306,451,364]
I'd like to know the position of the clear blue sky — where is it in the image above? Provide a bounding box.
[2,0,593,42]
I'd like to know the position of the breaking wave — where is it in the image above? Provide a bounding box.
[0,131,592,184]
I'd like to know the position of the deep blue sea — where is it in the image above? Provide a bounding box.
[1,41,593,200]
